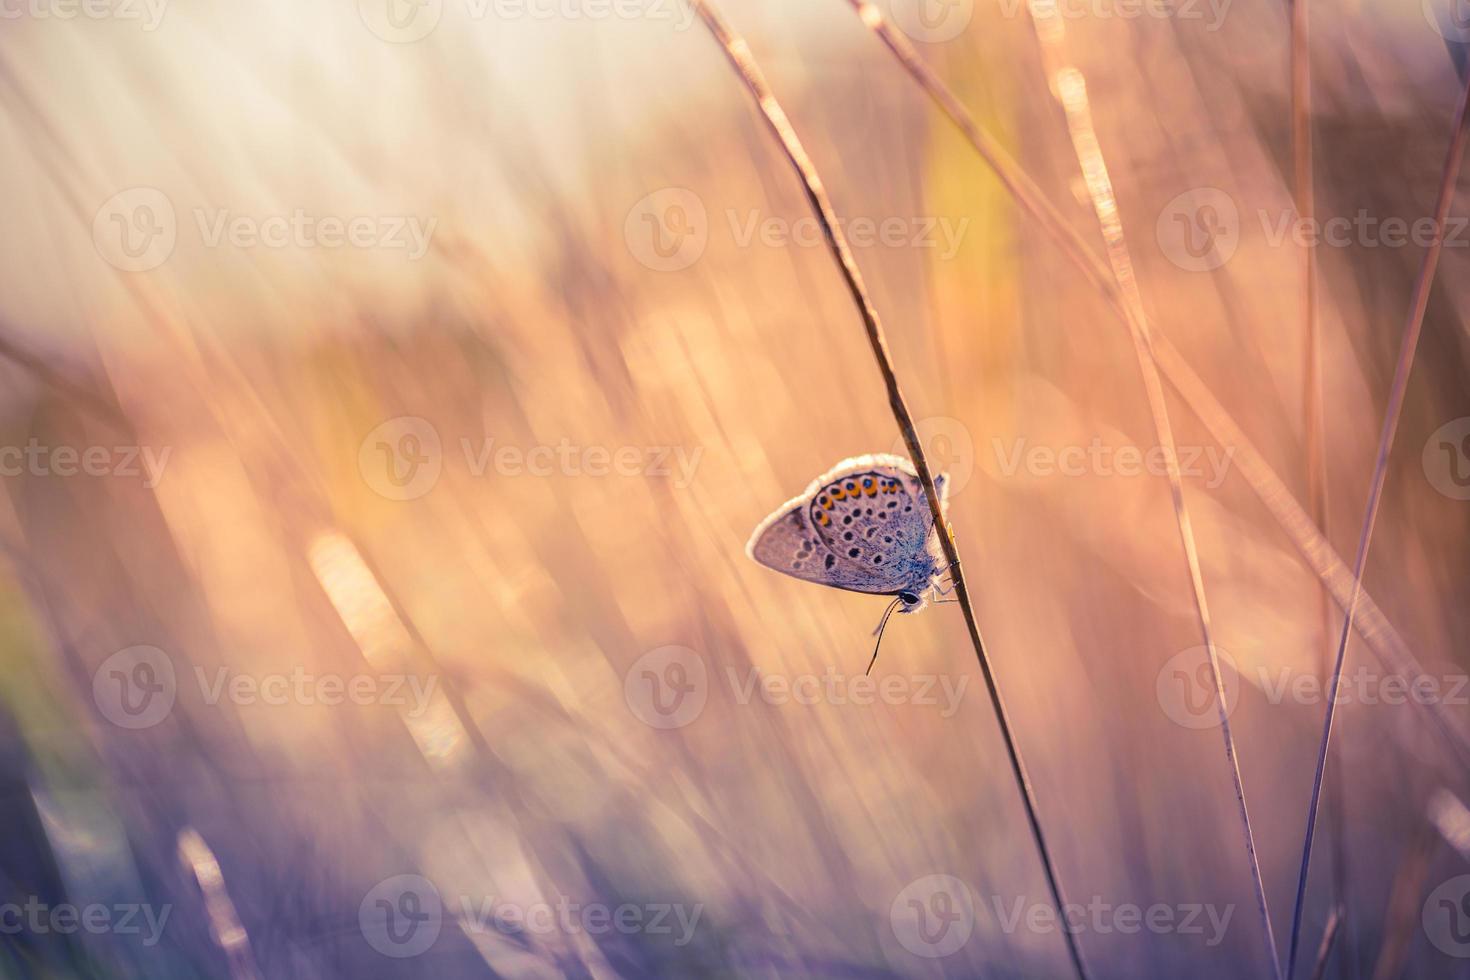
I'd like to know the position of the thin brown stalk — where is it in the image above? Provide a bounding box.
[684,2,1088,976]
[1290,0,1350,961]
[1023,9,1280,977]
[837,0,1470,777]
[1286,65,1470,980]
[1307,904,1341,980]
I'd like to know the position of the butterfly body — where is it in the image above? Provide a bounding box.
[746,454,949,613]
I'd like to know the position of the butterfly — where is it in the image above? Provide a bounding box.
[746,454,953,673]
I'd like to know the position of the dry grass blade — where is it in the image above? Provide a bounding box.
[1366,828,1437,980]
[684,2,1089,976]
[838,0,1470,777]
[178,827,263,980]
[1286,66,1470,980]
[1308,904,1341,980]
[1290,0,1351,958]
[1023,8,1281,977]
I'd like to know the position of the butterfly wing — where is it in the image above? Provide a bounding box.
[746,454,949,595]
[746,495,899,593]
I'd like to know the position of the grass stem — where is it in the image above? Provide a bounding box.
[1284,65,1470,980]
[686,2,1089,975]
[838,0,1470,780]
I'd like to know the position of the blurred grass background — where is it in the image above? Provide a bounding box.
[1,0,1469,976]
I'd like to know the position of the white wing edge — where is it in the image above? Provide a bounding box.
[746,453,950,562]
[805,453,914,498]
[744,489,812,563]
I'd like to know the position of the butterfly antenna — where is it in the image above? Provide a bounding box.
[866,596,904,676]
